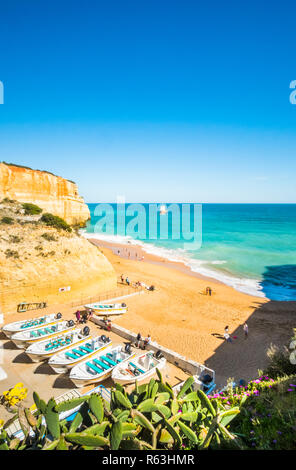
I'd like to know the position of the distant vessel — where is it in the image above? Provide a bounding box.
[159,204,167,215]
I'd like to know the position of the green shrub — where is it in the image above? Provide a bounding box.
[264,344,296,379]
[9,235,22,243]
[40,213,71,232]
[1,216,14,224]
[5,249,19,259]
[22,203,43,215]
[1,197,15,203]
[41,233,57,242]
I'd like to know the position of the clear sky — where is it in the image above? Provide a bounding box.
[0,0,295,203]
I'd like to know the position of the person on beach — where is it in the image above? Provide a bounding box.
[243,322,248,339]
[224,326,229,334]
[82,311,88,323]
[143,334,151,349]
[75,310,81,323]
[136,332,142,348]
[120,274,124,283]
[107,320,112,332]
[208,287,212,296]
[224,332,232,343]
[126,277,130,285]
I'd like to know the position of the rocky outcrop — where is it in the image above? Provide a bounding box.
[0,163,90,225]
[0,196,117,314]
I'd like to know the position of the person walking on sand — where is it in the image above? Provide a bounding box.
[208,287,212,296]
[224,332,232,343]
[243,322,248,339]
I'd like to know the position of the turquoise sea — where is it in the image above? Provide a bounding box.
[83,204,296,301]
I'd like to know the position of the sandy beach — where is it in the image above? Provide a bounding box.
[88,239,296,386]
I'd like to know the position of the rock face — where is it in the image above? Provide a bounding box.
[0,163,90,225]
[0,197,117,314]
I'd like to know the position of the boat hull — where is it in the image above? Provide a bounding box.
[11,324,76,349]
[25,336,90,363]
[112,358,166,385]
[48,343,111,374]
[70,350,136,388]
[2,318,62,339]
[70,369,113,388]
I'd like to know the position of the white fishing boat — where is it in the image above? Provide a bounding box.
[48,334,112,374]
[25,326,91,362]
[84,302,127,316]
[69,343,135,388]
[2,312,63,339]
[111,350,166,385]
[11,319,76,349]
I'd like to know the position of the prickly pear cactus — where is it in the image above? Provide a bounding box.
[0,370,241,450]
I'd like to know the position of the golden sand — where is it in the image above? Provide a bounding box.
[89,239,296,386]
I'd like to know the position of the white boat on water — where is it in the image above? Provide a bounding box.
[69,343,135,388]
[48,334,112,374]
[11,319,76,349]
[111,350,166,385]
[84,302,127,316]
[25,326,91,362]
[2,313,63,338]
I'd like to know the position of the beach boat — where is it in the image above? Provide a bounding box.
[10,319,76,349]
[2,312,63,339]
[84,302,127,316]
[25,326,91,362]
[111,350,166,385]
[69,343,135,388]
[48,334,112,374]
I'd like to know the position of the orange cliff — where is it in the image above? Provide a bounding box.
[0,163,90,225]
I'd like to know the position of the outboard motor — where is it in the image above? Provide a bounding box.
[67,319,75,327]
[201,374,212,385]
[155,350,164,359]
[82,326,90,336]
[121,303,126,307]
[56,312,62,319]
[124,343,132,354]
[100,334,107,343]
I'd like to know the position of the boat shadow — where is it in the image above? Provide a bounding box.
[34,362,57,375]
[2,340,20,350]
[52,374,75,389]
[12,352,33,363]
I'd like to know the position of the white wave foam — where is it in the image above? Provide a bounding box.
[81,230,265,298]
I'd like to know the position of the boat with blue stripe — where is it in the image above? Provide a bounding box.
[48,334,112,374]
[2,312,63,339]
[10,319,76,349]
[69,343,135,387]
[25,326,91,362]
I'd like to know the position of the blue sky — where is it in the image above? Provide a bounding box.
[0,0,295,203]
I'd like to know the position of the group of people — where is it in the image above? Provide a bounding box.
[120,274,153,290]
[135,333,151,350]
[75,310,92,324]
[224,322,248,343]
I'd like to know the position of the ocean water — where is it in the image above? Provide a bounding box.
[83,203,296,301]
